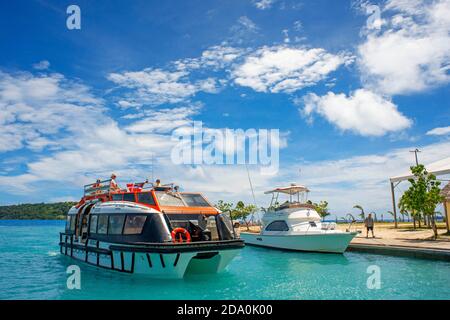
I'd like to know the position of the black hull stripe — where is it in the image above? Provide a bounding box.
[173,253,180,267]
[146,253,152,268]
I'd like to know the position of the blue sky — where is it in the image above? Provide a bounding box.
[0,0,449,217]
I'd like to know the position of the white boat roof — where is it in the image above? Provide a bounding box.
[264,185,310,195]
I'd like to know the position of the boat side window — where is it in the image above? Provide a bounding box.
[112,193,123,201]
[69,215,76,232]
[155,191,185,206]
[97,215,108,234]
[265,220,289,231]
[123,215,147,235]
[109,215,125,235]
[65,216,71,231]
[123,193,136,202]
[180,193,210,207]
[138,192,156,205]
[89,215,98,234]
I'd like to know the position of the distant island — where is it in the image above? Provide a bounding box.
[0,202,77,220]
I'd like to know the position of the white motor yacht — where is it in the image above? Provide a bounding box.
[240,184,357,253]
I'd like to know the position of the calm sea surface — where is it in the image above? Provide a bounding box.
[0,220,449,300]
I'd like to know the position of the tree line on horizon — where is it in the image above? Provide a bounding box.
[0,202,77,220]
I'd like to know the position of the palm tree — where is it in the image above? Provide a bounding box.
[353,205,365,220]
[387,211,395,222]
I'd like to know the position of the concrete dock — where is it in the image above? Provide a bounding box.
[348,236,450,261]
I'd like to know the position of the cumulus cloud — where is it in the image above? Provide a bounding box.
[32,60,50,70]
[253,0,276,10]
[107,68,218,107]
[232,46,353,93]
[228,16,260,44]
[0,68,285,196]
[166,140,450,214]
[0,69,202,192]
[174,45,246,71]
[299,89,412,136]
[358,0,450,95]
[284,140,450,214]
[0,71,103,152]
[108,44,247,108]
[125,104,202,134]
[426,126,450,136]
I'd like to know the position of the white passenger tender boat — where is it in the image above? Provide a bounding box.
[60,179,244,279]
[240,185,357,253]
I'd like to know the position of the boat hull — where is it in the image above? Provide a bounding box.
[60,233,243,279]
[240,232,357,253]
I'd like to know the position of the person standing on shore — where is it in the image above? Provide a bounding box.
[364,213,375,238]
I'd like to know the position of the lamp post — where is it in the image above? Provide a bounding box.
[409,148,421,166]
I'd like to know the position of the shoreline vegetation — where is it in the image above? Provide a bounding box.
[0,202,77,220]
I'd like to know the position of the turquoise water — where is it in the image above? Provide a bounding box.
[0,220,449,300]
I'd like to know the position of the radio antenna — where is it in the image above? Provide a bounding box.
[246,164,257,207]
[151,153,154,182]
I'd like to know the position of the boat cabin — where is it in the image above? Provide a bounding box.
[65,179,236,245]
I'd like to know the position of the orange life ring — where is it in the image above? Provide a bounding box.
[171,227,191,243]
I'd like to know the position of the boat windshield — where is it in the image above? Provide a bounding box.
[155,191,212,207]
[155,191,185,206]
[180,193,210,207]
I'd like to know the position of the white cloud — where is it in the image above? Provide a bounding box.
[253,0,276,10]
[0,69,200,193]
[156,139,450,215]
[125,104,202,134]
[175,45,245,71]
[300,89,412,136]
[426,126,450,136]
[108,44,247,108]
[107,68,217,107]
[32,60,50,70]
[0,71,103,152]
[0,64,447,216]
[232,46,353,93]
[228,16,260,44]
[358,0,450,95]
[274,140,450,215]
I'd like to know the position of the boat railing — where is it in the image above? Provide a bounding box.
[84,179,112,197]
[321,222,336,230]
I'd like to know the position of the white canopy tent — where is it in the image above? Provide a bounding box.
[389,156,450,228]
[390,156,450,183]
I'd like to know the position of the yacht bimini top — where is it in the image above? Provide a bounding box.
[264,184,310,195]
[265,183,312,210]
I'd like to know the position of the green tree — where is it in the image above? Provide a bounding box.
[314,201,330,221]
[399,165,444,239]
[232,201,258,231]
[0,202,77,220]
[353,205,365,220]
[399,189,419,228]
[215,200,233,213]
